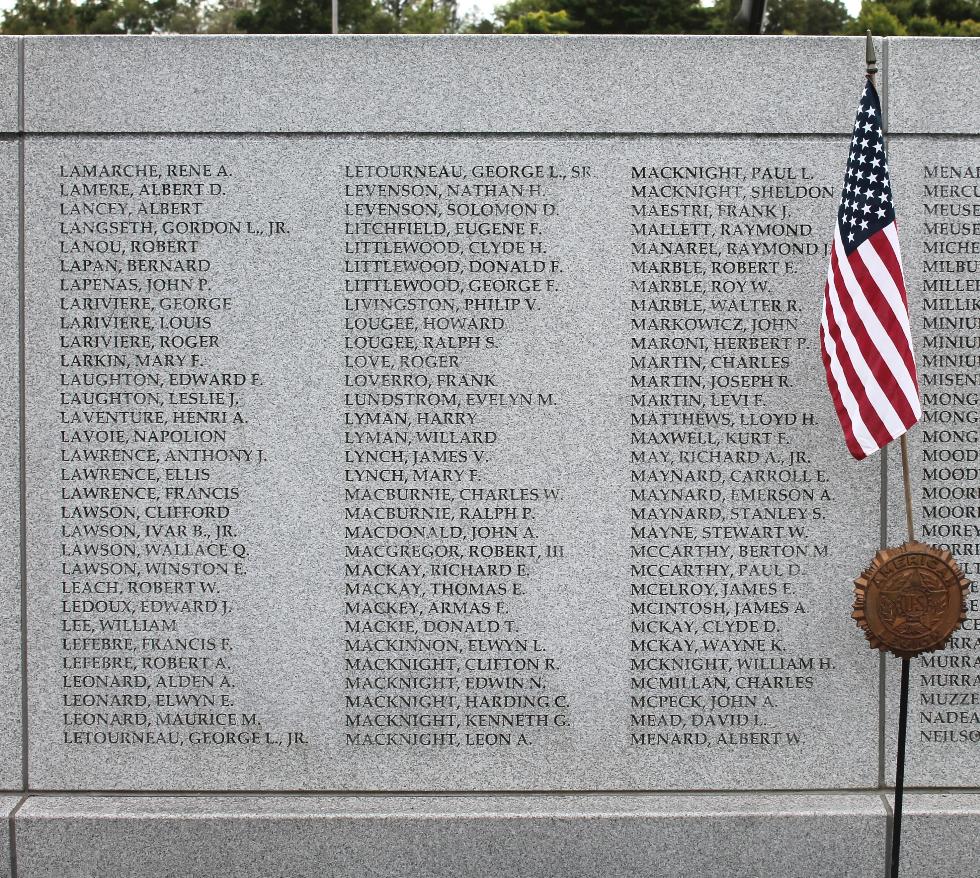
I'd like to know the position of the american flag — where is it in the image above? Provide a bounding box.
[820,79,921,460]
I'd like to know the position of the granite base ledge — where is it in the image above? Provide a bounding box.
[0,796,18,878]
[900,793,980,878]
[14,793,886,878]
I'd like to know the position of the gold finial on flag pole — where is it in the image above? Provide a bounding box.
[866,30,878,82]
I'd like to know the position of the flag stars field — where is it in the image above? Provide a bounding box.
[839,91,893,244]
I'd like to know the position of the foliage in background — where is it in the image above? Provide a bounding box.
[463,0,978,33]
[493,0,713,32]
[842,0,980,33]
[2,0,201,32]
[1,0,978,36]
[764,0,850,33]
[0,0,457,31]
[235,0,456,33]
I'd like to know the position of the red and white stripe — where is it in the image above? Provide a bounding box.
[820,222,921,460]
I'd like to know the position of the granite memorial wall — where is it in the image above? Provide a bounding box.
[0,33,976,877]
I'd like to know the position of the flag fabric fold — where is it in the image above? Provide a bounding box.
[820,79,921,460]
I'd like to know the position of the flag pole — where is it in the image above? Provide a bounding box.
[892,429,914,878]
[866,29,915,877]
[899,435,914,542]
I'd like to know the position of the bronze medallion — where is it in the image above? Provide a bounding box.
[853,541,970,659]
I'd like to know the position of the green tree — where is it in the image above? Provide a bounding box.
[844,0,980,33]
[2,0,82,33]
[929,0,980,22]
[400,0,456,32]
[502,8,572,31]
[904,10,980,29]
[7,0,980,36]
[489,0,711,33]
[844,0,907,33]
[2,0,200,33]
[465,14,497,31]
[235,0,377,32]
[556,0,709,32]
[235,0,455,32]
[203,0,254,32]
[703,0,749,34]
[878,0,927,21]
[765,0,850,33]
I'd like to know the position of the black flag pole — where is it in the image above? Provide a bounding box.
[864,30,915,878]
[891,433,914,878]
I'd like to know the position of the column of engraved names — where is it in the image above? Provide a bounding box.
[913,161,980,746]
[341,161,572,750]
[56,160,293,751]
[627,161,840,751]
